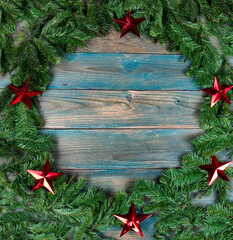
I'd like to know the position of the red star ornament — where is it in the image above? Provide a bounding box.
[113,11,146,39]
[8,75,44,110]
[26,158,65,194]
[198,155,232,186]
[201,76,233,107]
[113,202,152,237]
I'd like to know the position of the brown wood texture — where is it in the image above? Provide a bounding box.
[39,90,202,129]
[76,27,180,54]
[45,129,201,170]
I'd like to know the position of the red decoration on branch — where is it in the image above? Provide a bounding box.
[201,76,233,107]
[113,202,152,237]
[198,155,232,186]
[113,11,146,39]
[26,158,65,194]
[8,75,44,110]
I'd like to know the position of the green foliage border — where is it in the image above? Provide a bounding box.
[0,0,233,239]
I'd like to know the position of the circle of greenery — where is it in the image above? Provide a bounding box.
[0,1,233,239]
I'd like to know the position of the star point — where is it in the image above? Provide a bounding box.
[198,155,232,186]
[201,77,233,108]
[26,158,65,194]
[113,202,152,237]
[113,11,146,39]
[8,75,44,110]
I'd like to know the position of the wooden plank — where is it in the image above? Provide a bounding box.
[76,27,222,55]
[1,54,232,90]
[39,90,202,129]
[47,54,233,90]
[44,129,202,170]
[76,27,180,54]
[47,128,230,194]
[50,53,197,90]
[0,54,198,90]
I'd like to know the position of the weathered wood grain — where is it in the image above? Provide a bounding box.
[50,54,233,90]
[50,53,197,90]
[76,27,222,55]
[39,90,202,129]
[76,27,179,54]
[45,129,202,170]
[0,54,197,90]
[76,27,223,56]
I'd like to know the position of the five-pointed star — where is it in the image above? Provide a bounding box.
[26,158,65,194]
[113,202,152,237]
[8,75,44,110]
[201,76,233,108]
[113,11,146,39]
[198,155,232,186]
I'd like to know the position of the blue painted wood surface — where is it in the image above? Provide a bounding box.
[43,129,202,170]
[39,90,203,128]
[50,53,198,90]
[0,54,197,90]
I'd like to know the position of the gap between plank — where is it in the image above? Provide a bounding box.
[40,89,201,91]
[41,127,201,130]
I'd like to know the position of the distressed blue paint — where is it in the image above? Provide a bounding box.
[39,90,203,128]
[0,54,195,89]
[52,53,198,90]
[123,58,138,70]
[42,129,203,169]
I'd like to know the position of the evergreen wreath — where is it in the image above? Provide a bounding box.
[0,0,233,239]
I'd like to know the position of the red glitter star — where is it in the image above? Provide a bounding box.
[8,75,44,110]
[201,76,233,107]
[113,202,152,237]
[26,158,65,194]
[113,11,146,38]
[198,155,232,186]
